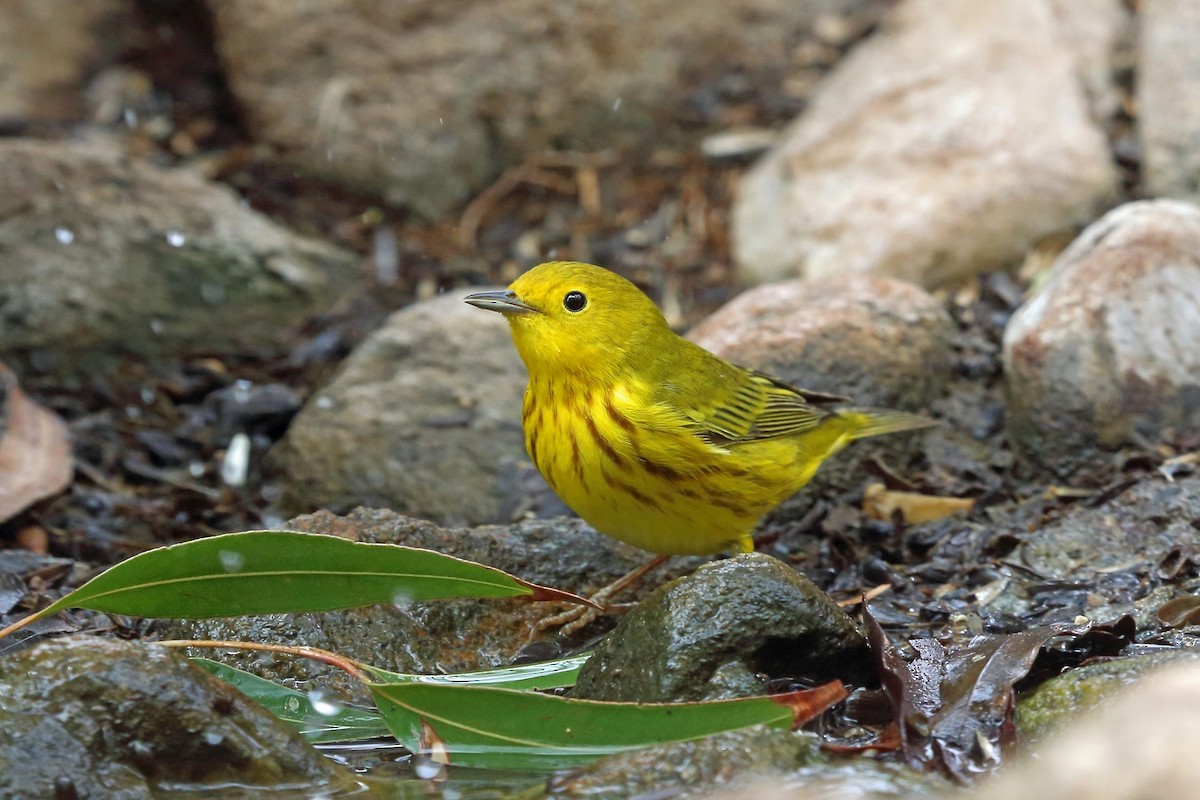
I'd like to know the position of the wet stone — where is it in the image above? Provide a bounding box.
[0,636,349,799]
[574,553,873,703]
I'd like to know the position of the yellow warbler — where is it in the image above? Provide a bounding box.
[465,261,933,556]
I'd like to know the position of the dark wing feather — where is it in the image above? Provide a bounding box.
[668,362,837,447]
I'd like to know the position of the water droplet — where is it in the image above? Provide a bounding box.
[149,318,165,335]
[612,96,623,111]
[188,460,205,478]
[315,395,335,410]
[165,230,186,247]
[392,589,414,609]
[412,754,444,780]
[221,432,251,487]
[200,281,225,304]
[55,227,75,245]
[218,550,245,573]
[123,108,138,127]
[373,227,399,285]
[308,690,342,717]
[202,729,225,746]
[284,696,301,713]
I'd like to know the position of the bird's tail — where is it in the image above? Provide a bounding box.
[836,408,938,440]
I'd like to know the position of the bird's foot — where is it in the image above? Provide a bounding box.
[529,554,669,638]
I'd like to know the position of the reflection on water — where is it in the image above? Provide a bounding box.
[320,739,552,799]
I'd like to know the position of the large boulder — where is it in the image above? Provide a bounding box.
[207,0,874,218]
[0,0,134,122]
[1138,0,1200,203]
[732,0,1120,288]
[0,137,356,378]
[1002,200,1200,476]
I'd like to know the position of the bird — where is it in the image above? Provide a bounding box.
[465,261,933,628]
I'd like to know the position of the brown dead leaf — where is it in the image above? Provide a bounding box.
[863,483,974,525]
[0,363,73,522]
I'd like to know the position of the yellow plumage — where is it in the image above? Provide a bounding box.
[465,261,933,556]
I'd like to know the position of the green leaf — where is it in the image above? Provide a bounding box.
[31,530,586,620]
[369,682,844,770]
[191,657,391,744]
[362,654,590,691]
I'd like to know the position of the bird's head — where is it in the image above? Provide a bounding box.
[465,261,670,379]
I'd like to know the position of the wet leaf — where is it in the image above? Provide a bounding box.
[191,657,391,744]
[863,483,974,525]
[11,530,591,624]
[0,363,73,522]
[369,680,846,770]
[1157,596,1200,629]
[865,606,1088,782]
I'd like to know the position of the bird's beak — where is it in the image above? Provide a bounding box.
[463,289,539,316]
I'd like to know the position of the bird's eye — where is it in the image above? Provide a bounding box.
[563,291,587,312]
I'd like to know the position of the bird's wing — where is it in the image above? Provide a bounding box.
[664,367,840,446]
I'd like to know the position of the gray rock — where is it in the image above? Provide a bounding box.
[159,509,652,702]
[208,0,874,219]
[269,288,530,525]
[732,0,1119,288]
[1139,0,1200,202]
[0,0,134,122]
[574,553,873,703]
[1002,200,1200,476]
[0,636,349,800]
[0,137,356,378]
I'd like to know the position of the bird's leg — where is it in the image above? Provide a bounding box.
[532,554,670,637]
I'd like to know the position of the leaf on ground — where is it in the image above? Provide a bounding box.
[865,605,1089,781]
[191,657,391,744]
[862,483,974,525]
[24,529,591,622]
[0,363,73,523]
[368,680,846,770]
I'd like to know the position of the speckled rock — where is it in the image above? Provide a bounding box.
[1002,200,1200,476]
[159,509,653,703]
[688,276,950,496]
[732,0,1118,288]
[1139,0,1200,202]
[0,0,134,122]
[207,0,874,218]
[0,137,356,378]
[0,636,349,800]
[270,289,528,525]
[573,553,872,702]
[688,276,954,409]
